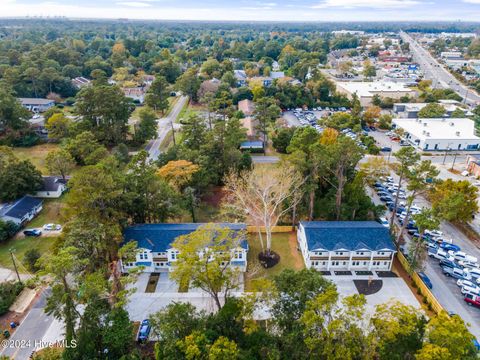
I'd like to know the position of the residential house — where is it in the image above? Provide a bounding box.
[72,77,92,89]
[34,176,68,198]
[123,87,147,104]
[121,223,249,273]
[18,98,55,113]
[0,196,43,226]
[297,221,396,271]
[234,70,248,87]
[239,140,264,152]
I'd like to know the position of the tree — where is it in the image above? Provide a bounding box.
[396,160,439,244]
[378,114,393,130]
[0,85,31,144]
[158,160,200,191]
[0,158,43,202]
[409,209,440,273]
[420,312,476,359]
[271,269,333,358]
[176,67,201,102]
[224,165,304,259]
[389,147,420,229]
[102,308,134,359]
[134,107,157,144]
[170,224,246,310]
[430,179,479,223]
[363,60,376,80]
[253,97,280,144]
[301,290,372,359]
[124,151,179,223]
[0,219,18,243]
[46,149,75,181]
[363,106,381,127]
[317,136,364,220]
[208,337,239,360]
[418,103,446,118]
[145,76,170,113]
[271,127,295,154]
[75,85,135,145]
[39,247,84,345]
[370,301,427,360]
[45,113,72,140]
[64,131,108,165]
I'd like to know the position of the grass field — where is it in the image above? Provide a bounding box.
[0,236,57,270]
[13,143,60,174]
[245,232,305,290]
[28,196,69,229]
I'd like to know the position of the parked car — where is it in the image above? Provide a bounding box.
[461,284,480,296]
[137,319,151,343]
[458,278,476,288]
[439,243,461,253]
[417,272,432,289]
[442,266,465,279]
[464,293,480,308]
[458,260,480,270]
[380,196,393,202]
[380,147,392,152]
[429,249,454,261]
[448,251,478,264]
[23,229,42,237]
[440,258,461,269]
[465,268,480,279]
[425,229,443,238]
[379,217,389,228]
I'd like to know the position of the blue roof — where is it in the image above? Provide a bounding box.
[240,141,264,149]
[123,223,248,252]
[0,196,43,220]
[300,221,396,252]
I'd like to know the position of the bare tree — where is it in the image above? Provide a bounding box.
[224,165,304,258]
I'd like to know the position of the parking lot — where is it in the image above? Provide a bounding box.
[370,175,480,339]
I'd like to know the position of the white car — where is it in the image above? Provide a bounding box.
[458,260,480,270]
[426,229,443,238]
[43,223,62,231]
[465,268,480,279]
[457,278,475,288]
[379,217,389,228]
[462,284,480,296]
[428,249,454,262]
[448,251,478,264]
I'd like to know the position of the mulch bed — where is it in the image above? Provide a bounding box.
[334,271,352,276]
[376,271,398,278]
[353,280,383,295]
[355,271,374,276]
[259,250,280,268]
[320,271,332,276]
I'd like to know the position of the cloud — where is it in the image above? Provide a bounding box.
[463,0,480,3]
[312,0,421,9]
[116,1,151,7]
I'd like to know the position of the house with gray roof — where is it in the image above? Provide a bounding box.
[121,223,248,273]
[0,196,43,225]
[34,176,68,198]
[297,221,396,271]
[18,98,55,113]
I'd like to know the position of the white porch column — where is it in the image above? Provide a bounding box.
[327,251,332,271]
[348,251,353,270]
[368,251,374,271]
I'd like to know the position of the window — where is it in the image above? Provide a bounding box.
[336,252,344,256]
[343,261,346,265]
[139,251,148,260]
[384,262,388,266]
[363,262,367,265]
[357,252,364,255]
[238,252,243,259]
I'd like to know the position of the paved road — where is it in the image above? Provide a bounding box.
[400,31,480,106]
[145,96,187,161]
[1,289,64,359]
[251,156,280,164]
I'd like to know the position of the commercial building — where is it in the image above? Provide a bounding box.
[297,221,396,271]
[440,51,463,60]
[393,117,480,151]
[121,223,248,273]
[335,81,416,106]
[393,100,472,118]
[18,98,55,113]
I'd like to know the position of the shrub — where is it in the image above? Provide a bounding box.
[24,248,41,272]
[0,281,24,315]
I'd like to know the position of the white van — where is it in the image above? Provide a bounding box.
[448,251,478,264]
[462,284,480,296]
[465,268,480,279]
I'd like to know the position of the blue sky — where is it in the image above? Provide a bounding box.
[1,0,480,21]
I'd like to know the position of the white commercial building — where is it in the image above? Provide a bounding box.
[335,81,416,106]
[393,117,480,151]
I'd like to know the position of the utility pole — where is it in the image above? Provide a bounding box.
[170,119,176,146]
[451,152,458,170]
[9,248,21,284]
[442,145,451,165]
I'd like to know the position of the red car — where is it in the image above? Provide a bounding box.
[464,293,480,308]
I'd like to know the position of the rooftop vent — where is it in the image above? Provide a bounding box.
[426,132,430,137]
[456,131,461,136]
[450,122,455,126]
[423,122,427,127]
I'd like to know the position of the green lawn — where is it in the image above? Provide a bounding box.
[13,143,60,174]
[0,236,56,270]
[245,232,305,290]
[28,196,69,229]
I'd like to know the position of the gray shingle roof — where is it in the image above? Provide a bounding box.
[300,221,396,252]
[0,196,43,220]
